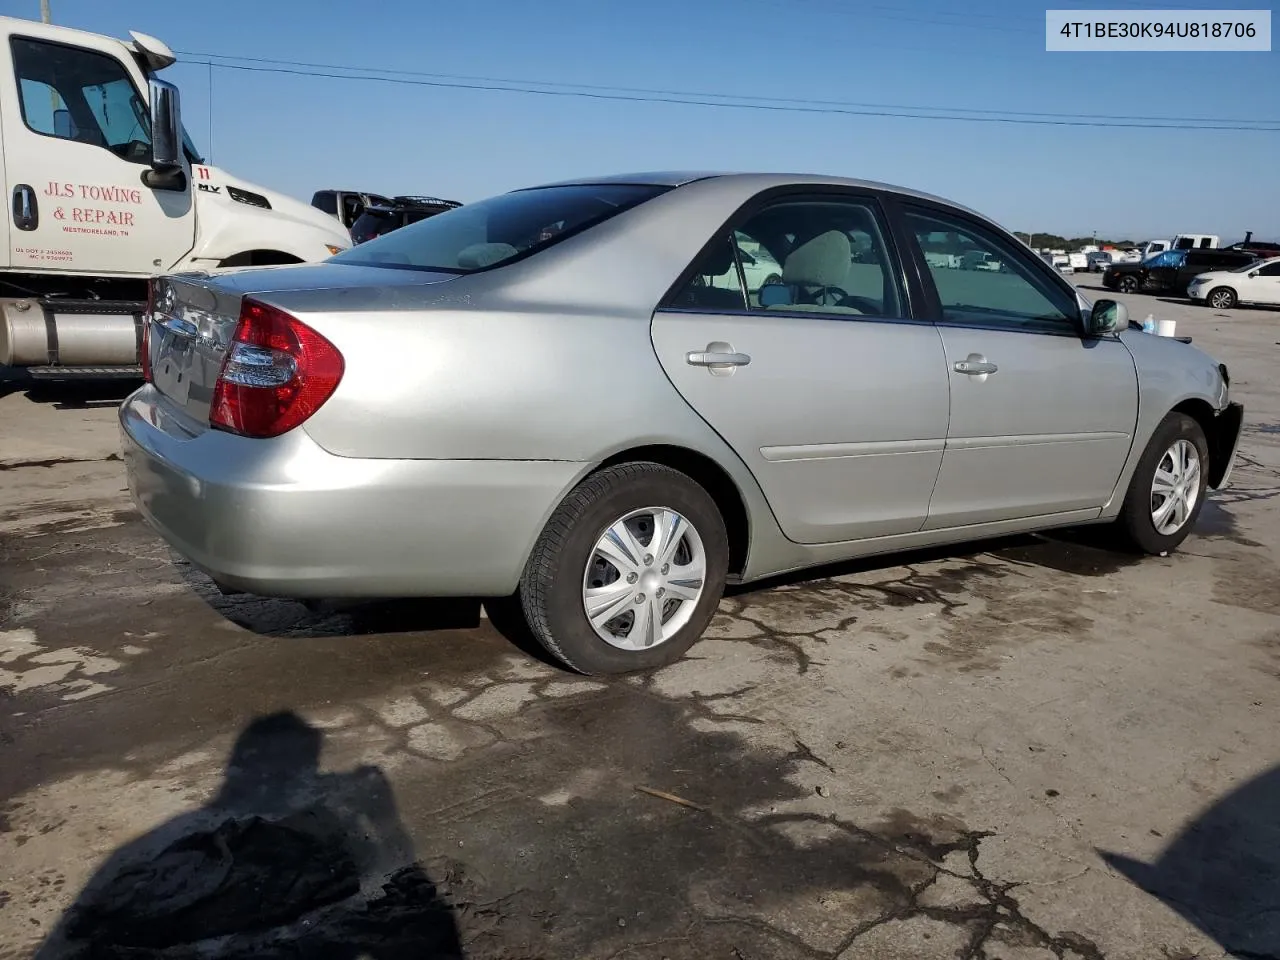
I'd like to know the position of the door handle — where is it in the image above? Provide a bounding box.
[954,358,998,375]
[687,341,750,377]
[688,350,751,367]
[12,184,37,231]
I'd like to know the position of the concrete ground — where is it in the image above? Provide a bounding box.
[2,281,1278,960]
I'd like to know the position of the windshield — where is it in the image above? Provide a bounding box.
[332,183,670,273]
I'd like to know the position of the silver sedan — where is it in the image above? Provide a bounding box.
[121,172,1244,675]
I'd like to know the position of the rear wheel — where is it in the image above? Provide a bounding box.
[519,462,729,675]
[1114,412,1209,555]
[1207,286,1237,309]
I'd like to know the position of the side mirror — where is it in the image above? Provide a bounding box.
[143,78,185,190]
[1088,299,1127,336]
[53,109,76,138]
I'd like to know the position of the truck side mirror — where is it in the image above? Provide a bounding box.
[143,78,185,190]
[53,109,77,138]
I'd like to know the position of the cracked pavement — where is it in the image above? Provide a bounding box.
[2,290,1279,960]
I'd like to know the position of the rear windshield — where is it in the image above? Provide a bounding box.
[331,183,670,274]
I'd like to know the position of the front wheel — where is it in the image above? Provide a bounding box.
[519,462,729,675]
[1114,412,1209,555]
[1207,286,1237,309]
[1117,275,1139,294]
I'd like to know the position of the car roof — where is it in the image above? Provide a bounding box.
[524,171,993,224]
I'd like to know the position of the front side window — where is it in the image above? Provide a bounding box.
[904,207,1078,334]
[1257,261,1280,277]
[11,37,152,162]
[668,197,904,318]
[333,183,669,273]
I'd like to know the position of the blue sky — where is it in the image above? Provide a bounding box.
[7,0,1277,240]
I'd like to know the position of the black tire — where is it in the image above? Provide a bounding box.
[1206,286,1237,310]
[518,462,729,675]
[1113,412,1209,556]
[1117,275,1139,294]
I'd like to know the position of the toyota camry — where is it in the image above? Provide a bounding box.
[121,172,1244,675]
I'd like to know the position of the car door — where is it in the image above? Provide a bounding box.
[0,31,194,274]
[1176,251,1214,293]
[1143,250,1184,292]
[895,202,1140,530]
[650,191,951,545]
[1238,258,1280,304]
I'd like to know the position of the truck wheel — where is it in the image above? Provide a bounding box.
[1206,287,1237,309]
[519,462,728,676]
[1117,276,1139,294]
[1113,412,1209,556]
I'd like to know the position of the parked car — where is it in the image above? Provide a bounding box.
[1102,248,1259,296]
[350,196,463,244]
[124,171,1243,676]
[1087,251,1113,272]
[1187,255,1280,309]
[1224,234,1280,259]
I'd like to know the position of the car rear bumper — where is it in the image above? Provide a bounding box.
[119,386,589,599]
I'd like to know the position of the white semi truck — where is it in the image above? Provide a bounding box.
[0,16,351,378]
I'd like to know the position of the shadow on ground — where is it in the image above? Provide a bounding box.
[14,696,1119,959]
[28,712,466,960]
[1101,763,1280,959]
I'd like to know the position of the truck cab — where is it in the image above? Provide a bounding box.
[1171,233,1219,250]
[0,16,351,375]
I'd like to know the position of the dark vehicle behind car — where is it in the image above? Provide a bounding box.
[351,196,463,244]
[311,190,395,230]
[1102,248,1259,296]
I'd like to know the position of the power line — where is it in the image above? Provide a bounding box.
[177,52,1280,132]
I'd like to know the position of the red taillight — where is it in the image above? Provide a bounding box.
[141,278,155,382]
[209,298,344,439]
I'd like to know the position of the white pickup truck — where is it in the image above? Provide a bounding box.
[0,16,350,377]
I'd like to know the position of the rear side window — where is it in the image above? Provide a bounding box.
[333,183,670,273]
[667,196,905,319]
[312,192,338,215]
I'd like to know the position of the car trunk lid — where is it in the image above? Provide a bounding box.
[146,264,458,425]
